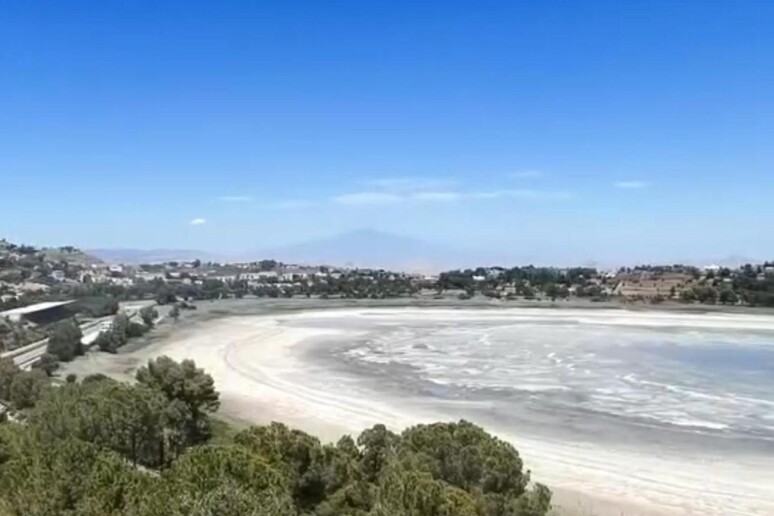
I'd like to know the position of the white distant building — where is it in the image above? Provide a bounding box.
[212,275,237,282]
[281,267,312,279]
[240,271,278,281]
[137,272,166,282]
[109,277,134,286]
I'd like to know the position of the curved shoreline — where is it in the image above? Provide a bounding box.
[62,305,774,516]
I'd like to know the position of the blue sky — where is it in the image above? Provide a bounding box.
[1,1,772,264]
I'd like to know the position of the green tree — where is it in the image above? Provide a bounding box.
[136,356,220,443]
[719,289,738,305]
[140,306,159,328]
[399,421,528,497]
[127,321,148,338]
[0,427,152,515]
[156,288,177,305]
[395,421,550,515]
[82,373,110,384]
[357,424,400,482]
[9,370,47,409]
[46,320,83,362]
[543,283,568,301]
[371,463,478,516]
[170,304,181,323]
[510,483,553,516]
[31,353,59,376]
[234,422,357,511]
[692,285,718,304]
[77,296,119,317]
[161,445,294,515]
[30,380,186,468]
[0,361,552,516]
[258,259,277,271]
[94,331,118,353]
[0,357,19,402]
[112,312,130,339]
[95,312,132,354]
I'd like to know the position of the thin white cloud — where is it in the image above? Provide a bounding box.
[217,195,253,202]
[333,192,403,206]
[272,199,316,210]
[615,181,649,189]
[363,177,457,193]
[471,189,573,200]
[509,170,544,179]
[189,218,207,225]
[332,188,572,206]
[411,191,462,202]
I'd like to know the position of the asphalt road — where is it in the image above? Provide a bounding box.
[2,302,152,369]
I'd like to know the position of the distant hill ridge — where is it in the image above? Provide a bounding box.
[87,248,224,264]
[248,229,473,272]
[87,230,474,272]
[72,230,767,271]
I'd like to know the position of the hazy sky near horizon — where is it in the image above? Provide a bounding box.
[1,1,772,264]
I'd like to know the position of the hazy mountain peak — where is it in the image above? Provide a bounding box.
[88,248,224,264]
[253,229,471,272]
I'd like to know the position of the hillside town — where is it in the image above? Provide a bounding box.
[2,237,774,357]
[3,239,774,309]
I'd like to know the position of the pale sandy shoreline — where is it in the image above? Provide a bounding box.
[60,303,774,516]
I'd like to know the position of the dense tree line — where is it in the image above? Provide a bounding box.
[0,357,48,411]
[307,271,419,299]
[675,265,774,307]
[46,319,84,362]
[0,317,45,353]
[94,311,151,354]
[0,357,551,516]
[732,264,774,307]
[76,295,120,317]
[7,271,422,315]
[439,267,603,301]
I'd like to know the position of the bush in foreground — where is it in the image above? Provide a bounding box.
[0,356,551,516]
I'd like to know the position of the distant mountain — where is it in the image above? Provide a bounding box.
[86,230,472,271]
[250,229,475,272]
[88,248,223,264]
